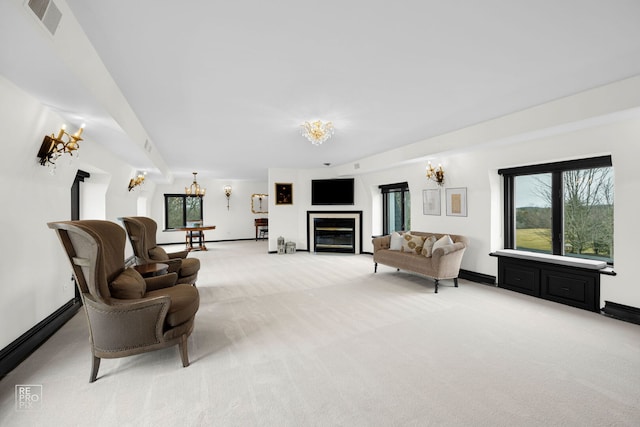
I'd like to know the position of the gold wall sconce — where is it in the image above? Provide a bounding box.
[224,185,232,210]
[37,123,85,169]
[426,161,445,186]
[128,171,146,191]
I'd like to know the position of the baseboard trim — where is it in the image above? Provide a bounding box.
[459,269,496,285]
[0,298,81,379]
[601,301,640,325]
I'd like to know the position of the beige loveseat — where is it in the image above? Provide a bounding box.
[372,231,469,293]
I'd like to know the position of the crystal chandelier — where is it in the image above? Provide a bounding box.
[185,172,206,197]
[301,120,334,146]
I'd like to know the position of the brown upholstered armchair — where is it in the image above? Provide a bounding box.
[120,216,200,285]
[48,220,200,383]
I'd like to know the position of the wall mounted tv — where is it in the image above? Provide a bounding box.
[311,178,355,205]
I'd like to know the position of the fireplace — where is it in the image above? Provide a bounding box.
[314,218,356,253]
[307,211,362,254]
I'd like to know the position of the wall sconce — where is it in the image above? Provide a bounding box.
[426,161,445,186]
[128,171,146,191]
[224,185,232,210]
[37,123,86,169]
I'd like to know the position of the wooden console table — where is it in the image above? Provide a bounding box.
[254,218,268,240]
[176,225,216,251]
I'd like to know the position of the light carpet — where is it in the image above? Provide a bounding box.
[1,240,639,426]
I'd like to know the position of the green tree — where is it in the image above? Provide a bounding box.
[563,168,613,256]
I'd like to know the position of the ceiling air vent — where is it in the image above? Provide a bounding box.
[27,0,62,36]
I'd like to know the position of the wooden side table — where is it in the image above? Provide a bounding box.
[176,225,216,251]
[134,263,169,278]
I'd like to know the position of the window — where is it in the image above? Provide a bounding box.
[380,182,410,235]
[500,156,613,264]
[164,194,203,230]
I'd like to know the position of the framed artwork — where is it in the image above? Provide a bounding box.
[275,183,293,205]
[446,187,467,217]
[422,189,441,215]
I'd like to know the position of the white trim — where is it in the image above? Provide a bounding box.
[494,249,607,270]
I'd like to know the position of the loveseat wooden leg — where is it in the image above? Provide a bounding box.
[454,278,459,287]
[374,263,378,273]
[434,279,439,293]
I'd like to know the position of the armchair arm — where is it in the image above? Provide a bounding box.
[163,258,183,274]
[144,272,178,292]
[83,294,171,355]
[372,235,391,252]
[166,250,189,259]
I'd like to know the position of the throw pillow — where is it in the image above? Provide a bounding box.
[432,234,454,255]
[401,233,425,254]
[110,267,146,299]
[421,235,438,257]
[389,232,403,251]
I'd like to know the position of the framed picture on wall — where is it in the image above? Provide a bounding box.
[275,183,293,205]
[446,187,467,217]
[422,189,441,215]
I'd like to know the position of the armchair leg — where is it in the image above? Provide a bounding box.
[374,263,378,273]
[434,279,439,293]
[90,355,101,383]
[454,278,459,287]
[179,335,190,367]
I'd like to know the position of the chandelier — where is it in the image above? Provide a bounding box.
[185,172,206,197]
[301,120,334,146]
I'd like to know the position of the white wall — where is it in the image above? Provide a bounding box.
[150,178,269,245]
[0,75,139,348]
[267,168,373,252]
[269,107,640,310]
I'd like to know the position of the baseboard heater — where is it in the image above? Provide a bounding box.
[602,301,640,325]
[0,298,81,379]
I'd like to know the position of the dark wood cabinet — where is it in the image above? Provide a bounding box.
[496,255,600,312]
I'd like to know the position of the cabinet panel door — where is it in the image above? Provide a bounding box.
[500,261,540,296]
[541,268,598,311]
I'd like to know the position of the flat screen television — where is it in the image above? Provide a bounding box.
[311,178,355,205]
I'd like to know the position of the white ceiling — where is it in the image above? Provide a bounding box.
[3,0,640,181]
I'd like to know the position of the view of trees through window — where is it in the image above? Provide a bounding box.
[380,182,410,235]
[165,195,203,229]
[385,190,411,233]
[514,167,613,262]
